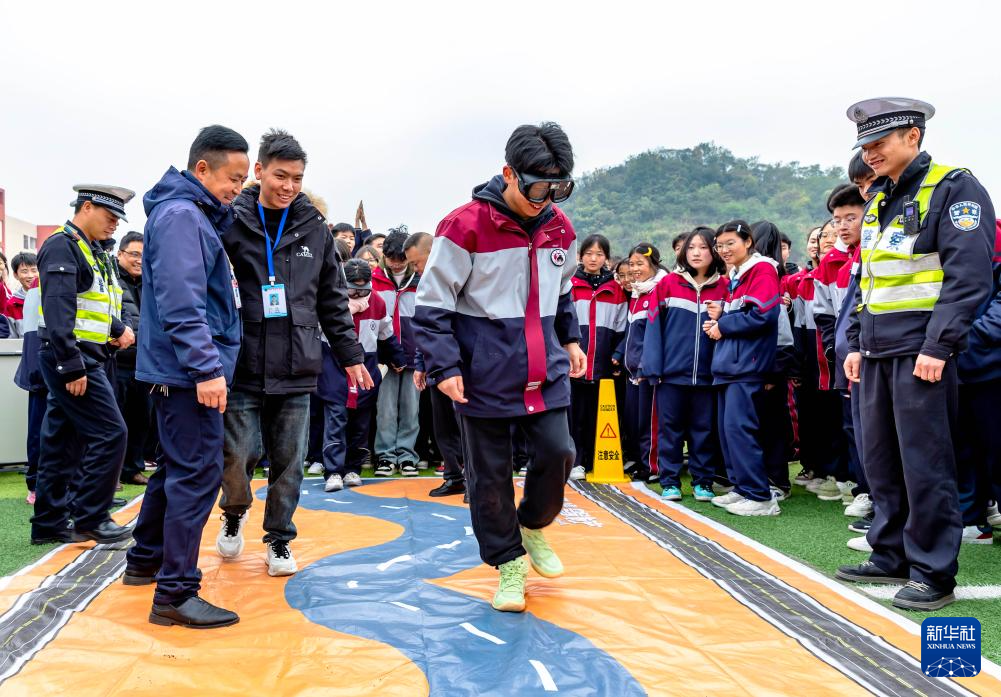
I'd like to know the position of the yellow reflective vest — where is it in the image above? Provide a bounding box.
[37,227,123,344]
[858,163,963,314]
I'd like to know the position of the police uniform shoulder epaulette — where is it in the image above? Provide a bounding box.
[944,169,969,181]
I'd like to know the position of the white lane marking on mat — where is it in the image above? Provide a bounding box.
[529,660,559,691]
[381,505,408,510]
[390,601,420,612]
[460,622,505,645]
[436,540,462,550]
[377,555,412,571]
[347,580,359,589]
[431,513,456,521]
[464,526,474,536]
[325,498,350,504]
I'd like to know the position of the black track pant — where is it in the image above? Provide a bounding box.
[459,407,575,567]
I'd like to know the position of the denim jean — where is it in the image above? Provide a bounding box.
[220,389,309,543]
[374,368,420,464]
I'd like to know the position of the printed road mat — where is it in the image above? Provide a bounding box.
[1,478,1000,696]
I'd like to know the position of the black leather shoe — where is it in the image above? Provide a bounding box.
[892,581,956,611]
[149,596,239,629]
[31,529,74,545]
[123,566,159,586]
[109,498,128,509]
[835,561,907,585]
[72,520,133,545]
[429,480,466,497]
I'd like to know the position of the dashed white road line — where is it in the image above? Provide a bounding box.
[381,505,408,510]
[435,540,462,550]
[431,513,456,521]
[529,659,559,692]
[390,601,420,612]
[301,489,308,495]
[377,554,413,571]
[464,526,474,536]
[347,580,359,589]
[460,622,505,645]
[325,498,350,504]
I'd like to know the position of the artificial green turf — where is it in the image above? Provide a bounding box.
[648,467,1001,663]
[0,470,146,578]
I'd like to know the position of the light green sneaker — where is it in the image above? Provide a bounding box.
[521,526,564,578]
[492,556,529,612]
[813,476,843,501]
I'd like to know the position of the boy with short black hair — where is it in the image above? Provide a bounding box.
[414,122,586,612]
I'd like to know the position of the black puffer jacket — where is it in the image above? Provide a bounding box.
[223,186,364,394]
[112,258,142,371]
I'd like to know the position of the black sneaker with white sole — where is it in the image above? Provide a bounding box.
[400,462,419,477]
[374,460,395,477]
[848,513,873,534]
[835,561,908,585]
[891,580,956,611]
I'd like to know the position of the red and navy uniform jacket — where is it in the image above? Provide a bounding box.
[622,270,668,378]
[958,219,1001,384]
[372,265,420,369]
[791,265,824,389]
[833,247,862,390]
[316,292,404,410]
[812,241,852,389]
[711,255,781,384]
[571,268,628,381]
[412,176,580,418]
[642,269,726,386]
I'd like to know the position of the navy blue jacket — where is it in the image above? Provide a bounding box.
[958,220,1001,383]
[711,256,781,384]
[136,167,242,388]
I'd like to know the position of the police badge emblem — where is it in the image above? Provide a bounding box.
[949,201,982,231]
[551,249,567,266]
[863,213,877,224]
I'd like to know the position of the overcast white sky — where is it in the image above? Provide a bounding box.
[2,0,999,236]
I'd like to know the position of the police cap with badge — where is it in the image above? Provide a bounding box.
[70,184,135,221]
[846,97,935,149]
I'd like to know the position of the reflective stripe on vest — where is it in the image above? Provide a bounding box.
[857,162,963,314]
[37,227,123,344]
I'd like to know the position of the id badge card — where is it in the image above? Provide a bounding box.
[262,283,288,318]
[231,276,242,310]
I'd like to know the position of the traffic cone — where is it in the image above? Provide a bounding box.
[586,379,630,484]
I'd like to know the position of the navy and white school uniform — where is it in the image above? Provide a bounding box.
[643,269,726,489]
[316,292,404,476]
[712,254,781,502]
[623,269,667,477]
[570,267,628,472]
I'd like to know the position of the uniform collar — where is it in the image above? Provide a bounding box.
[870,151,932,199]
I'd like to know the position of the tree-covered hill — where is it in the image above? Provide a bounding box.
[561,143,847,263]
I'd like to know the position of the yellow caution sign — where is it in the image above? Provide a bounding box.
[587,378,630,483]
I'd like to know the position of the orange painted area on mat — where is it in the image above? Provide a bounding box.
[432,483,871,696]
[2,482,428,697]
[4,479,999,695]
[612,484,1001,696]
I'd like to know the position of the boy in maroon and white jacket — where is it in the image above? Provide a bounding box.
[413,123,585,613]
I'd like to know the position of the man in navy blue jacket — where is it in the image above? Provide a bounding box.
[125,125,250,629]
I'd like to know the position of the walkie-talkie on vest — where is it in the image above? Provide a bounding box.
[901,195,920,234]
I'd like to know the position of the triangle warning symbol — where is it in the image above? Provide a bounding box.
[599,423,617,439]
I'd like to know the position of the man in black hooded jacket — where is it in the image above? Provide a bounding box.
[215,130,372,577]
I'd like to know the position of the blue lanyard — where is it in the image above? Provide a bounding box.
[258,202,290,284]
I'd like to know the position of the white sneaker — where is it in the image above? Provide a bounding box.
[324,474,344,492]
[847,536,872,552]
[837,481,857,505]
[962,525,994,545]
[725,497,780,516]
[569,466,586,481]
[845,493,873,518]
[216,511,247,559]
[344,472,363,487]
[711,491,744,508]
[804,477,826,493]
[770,486,787,502]
[712,482,734,496]
[266,540,298,576]
[987,502,1001,528]
[306,461,324,476]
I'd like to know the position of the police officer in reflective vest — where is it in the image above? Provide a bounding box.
[837,98,996,610]
[30,185,137,546]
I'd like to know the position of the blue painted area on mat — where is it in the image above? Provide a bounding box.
[261,480,646,696]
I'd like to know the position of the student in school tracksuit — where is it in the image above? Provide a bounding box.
[789,228,824,485]
[705,221,782,517]
[412,122,585,613]
[569,234,628,480]
[621,243,667,480]
[317,259,405,492]
[643,228,726,502]
[372,231,421,476]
